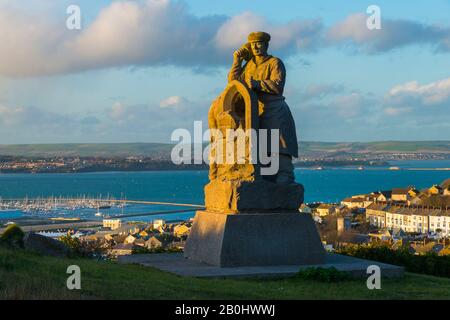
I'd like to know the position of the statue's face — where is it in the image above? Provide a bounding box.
[250,41,269,57]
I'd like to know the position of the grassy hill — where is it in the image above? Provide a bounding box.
[1,246,450,300]
[299,141,450,154]
[0,141,449,158]
[0,143,173,157]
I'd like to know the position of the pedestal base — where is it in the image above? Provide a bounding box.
[119,253,404,279]
[184,210,326,267]
[204,179,304,212]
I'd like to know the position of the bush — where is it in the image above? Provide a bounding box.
[132,246,183,254]
[59,235,107,259]
[338,243,450,278]
[297,267,351,282]
[0,224,24,248]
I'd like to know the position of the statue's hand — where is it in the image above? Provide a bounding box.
[233,48,246,64]
[246,78,260,91]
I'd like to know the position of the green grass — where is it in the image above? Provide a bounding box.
[1,246,450,300]
[0,141,449,157]
[299,141,450,153]
[366,141,450,152]
[0,143,173,157]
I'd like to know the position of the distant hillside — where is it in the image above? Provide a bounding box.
[299,141,450,154]
[0,141,449,158]
[0,143,173,157]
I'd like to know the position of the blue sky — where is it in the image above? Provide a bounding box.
[0,0,449,143]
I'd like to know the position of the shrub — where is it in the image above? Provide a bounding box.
[59,235,107,259]
[338,243,450,278]
[0,224,24,248]
[132,246,183,254]
[297,267,351,282]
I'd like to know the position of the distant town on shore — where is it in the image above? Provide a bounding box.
[0,141,448,174]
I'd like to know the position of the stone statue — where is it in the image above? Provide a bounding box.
[228,31,299,185]
[184,32,325,267]
[206,31,304,212]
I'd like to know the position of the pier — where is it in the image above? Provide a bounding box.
[0,196,205,233]
[0,196,205,212]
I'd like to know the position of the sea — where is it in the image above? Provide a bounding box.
[0,160,449,223]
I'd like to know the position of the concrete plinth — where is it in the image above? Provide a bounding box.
[184,210,326,267]
[118,253,404,279]
[205,179,304,212]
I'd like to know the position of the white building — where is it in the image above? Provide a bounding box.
[299,204,312,214]
[124,234,136,244]
[153,219,165,229]
[366,202,388,228]
[372,205,449,236]
[429,213,450,236]
[103,219,122,230]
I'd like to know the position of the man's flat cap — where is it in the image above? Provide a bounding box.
[248,31,271,43]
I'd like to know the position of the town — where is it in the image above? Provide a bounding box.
[0,156,202,173]
[3,178,449,259]
[2,155,450,174]
[1,141,449,174]
[0,155,385,173]
[310,178,450,255]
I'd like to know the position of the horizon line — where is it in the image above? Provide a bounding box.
[0,140,449,146]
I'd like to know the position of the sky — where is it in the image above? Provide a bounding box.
[0,0,449,144]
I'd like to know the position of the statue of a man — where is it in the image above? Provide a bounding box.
[228,31,299,185]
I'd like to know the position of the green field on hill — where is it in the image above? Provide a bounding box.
[0,141,449,158]
[1,246,450,300]
[0,143,172,157]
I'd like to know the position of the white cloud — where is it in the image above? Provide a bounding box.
[0,104,101,142]
[0,7,70,76]
[0,0,223,76]
[288,83,345,103]
[2,76,449,143]
[289,79,450,141]
[388,78,450,106]
[0,105,25,126]
[214,12,322,53]
[101,97,210,142]
[384,107,412,116]
[333,93,366,117]
[382,77,450,123]
[0,104,71,127]
[108,102,128,121]
[0,0,323,77]
[1,2,449,77]
[327,13,450,53]
[159,96,188,108]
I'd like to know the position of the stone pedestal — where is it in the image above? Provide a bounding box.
[184,210,326,267]
[205,179,304,213]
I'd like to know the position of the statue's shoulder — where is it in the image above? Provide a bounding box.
[268,56,285,67]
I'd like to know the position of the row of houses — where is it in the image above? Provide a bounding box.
[77,218,193,257]
[341,183,450,210]
[340,188,417,209]
[366,202,450,236]
[110,234,184,256]
[102,218,170,231]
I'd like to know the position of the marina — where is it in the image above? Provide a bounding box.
[1,161,448,222]
[0,195,124,213]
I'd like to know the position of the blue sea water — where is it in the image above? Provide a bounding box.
[0,160,449,222]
